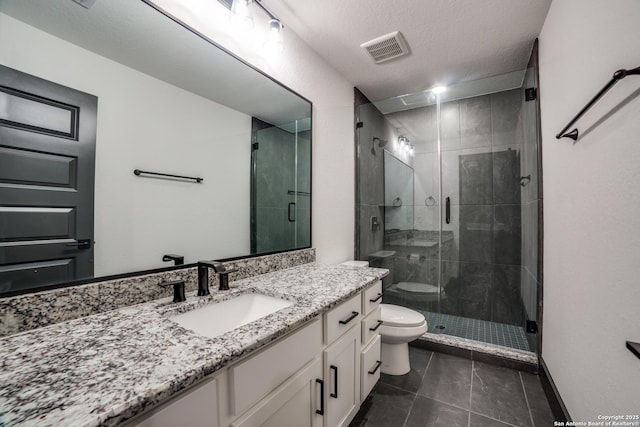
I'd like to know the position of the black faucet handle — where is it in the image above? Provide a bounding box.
[217,268,239,291]
[158,280,186,303]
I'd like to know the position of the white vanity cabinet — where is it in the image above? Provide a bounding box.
[129,376,220,427]
[127,281,383,427]
[231,357,324,427]
[324,324,361,427]
[360,281,383,402]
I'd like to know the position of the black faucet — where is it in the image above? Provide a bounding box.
[197,261,239,294]
[162,254,184,266]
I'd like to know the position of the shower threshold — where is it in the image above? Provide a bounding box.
[417,311,538,366]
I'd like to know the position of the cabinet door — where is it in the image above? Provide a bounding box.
[324,325,360,427]
[361,335,381,402]
[130,377,218,427]
[232,357,323,427]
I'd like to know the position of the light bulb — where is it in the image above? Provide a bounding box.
[264,19,283,52]
[431,85,447,94]
[409,145,415,156]
[230,0,253,30]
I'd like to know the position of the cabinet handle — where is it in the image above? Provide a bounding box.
[339,311,359,325]
[330,365,338,398]
[369,293,382,303]
[315,379,324,415]
[369,320,383,331]
[368,360,382,375]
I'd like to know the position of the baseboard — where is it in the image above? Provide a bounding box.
[539,357,571,422]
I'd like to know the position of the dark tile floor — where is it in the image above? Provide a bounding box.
[350,346,555,427]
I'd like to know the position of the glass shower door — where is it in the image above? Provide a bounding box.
[435,89,531,351]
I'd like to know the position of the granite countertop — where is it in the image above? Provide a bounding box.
[0,263,388,427]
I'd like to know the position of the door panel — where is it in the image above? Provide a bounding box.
[0,259,75,293]
[0,207,75,241]
[0,87,77,138]
[0,64,97,294]
[0,145,77,188]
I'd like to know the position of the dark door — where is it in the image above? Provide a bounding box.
[0,64,97,294]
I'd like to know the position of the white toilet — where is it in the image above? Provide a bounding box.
[378,303,427,375]
[340,261,428,376]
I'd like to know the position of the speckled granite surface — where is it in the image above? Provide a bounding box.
[418,332,538,364]
[0,263,387,427]
[0,249,315,337]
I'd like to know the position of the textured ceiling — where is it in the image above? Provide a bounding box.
[266,0,552,101]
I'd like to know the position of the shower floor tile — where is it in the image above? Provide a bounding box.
[422,311,531,352]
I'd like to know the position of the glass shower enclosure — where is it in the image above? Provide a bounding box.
[355,43,542,355]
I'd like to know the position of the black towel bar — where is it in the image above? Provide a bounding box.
[133,169,203,183]
[556,66,640,141]
[626,341,640,360]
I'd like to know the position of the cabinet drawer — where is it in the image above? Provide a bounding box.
[230,318,323,417]
[361,306,382,347]
[325,293,361,344]
[360,335,381,402]
[362,281,382,316]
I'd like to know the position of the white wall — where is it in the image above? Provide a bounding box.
[0,14,251,275]
[152,0,356,265]
[539,0,640,418]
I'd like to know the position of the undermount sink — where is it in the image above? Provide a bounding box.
[169,293,294,339]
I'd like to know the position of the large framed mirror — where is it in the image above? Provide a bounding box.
[0,0,312,296]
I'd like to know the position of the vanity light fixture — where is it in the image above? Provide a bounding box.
[230,0,285,52]
[230,0,254,30]
[264,19,284,52]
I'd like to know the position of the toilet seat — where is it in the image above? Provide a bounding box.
[381,303,425,327]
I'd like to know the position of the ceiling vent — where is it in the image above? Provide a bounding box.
[361,31,410,64]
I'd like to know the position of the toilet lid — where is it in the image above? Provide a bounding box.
[380,304,425,327]
[339,260,369,267]
[396,282,439,294]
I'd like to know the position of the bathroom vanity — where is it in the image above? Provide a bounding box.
[0,264,387,427]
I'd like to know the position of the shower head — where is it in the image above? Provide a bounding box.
[373,136,388,147]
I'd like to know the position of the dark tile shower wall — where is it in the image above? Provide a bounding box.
[356,101,386,261]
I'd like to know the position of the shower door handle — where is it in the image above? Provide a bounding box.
[288,202,296,222]
[445,197,451,224]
